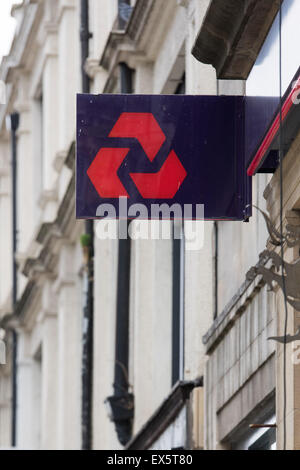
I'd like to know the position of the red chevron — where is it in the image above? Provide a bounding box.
[130,150,187,199]
[109,113,166,162]
[87,148,129,198]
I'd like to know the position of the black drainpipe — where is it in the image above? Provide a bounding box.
[10,112,19,447]
[80,0,94,451]
[214,221,218,319]
[106,63,134,447]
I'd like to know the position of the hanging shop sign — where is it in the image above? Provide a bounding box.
[76,94,251,220]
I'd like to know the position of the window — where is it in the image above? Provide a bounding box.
[248,428,276,451]
[231,413,276,450]
[247,0,300,97]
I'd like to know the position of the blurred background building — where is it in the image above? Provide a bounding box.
[0,0,299,450]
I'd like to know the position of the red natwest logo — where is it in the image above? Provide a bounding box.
[87,113,187,199]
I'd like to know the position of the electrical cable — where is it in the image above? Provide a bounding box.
[278,2,289,451]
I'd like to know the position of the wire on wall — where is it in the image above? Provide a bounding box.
[278,1,289,452]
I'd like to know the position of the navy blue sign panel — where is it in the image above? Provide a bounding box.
[76,94,252,220]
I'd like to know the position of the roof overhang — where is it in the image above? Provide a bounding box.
[192,0,281,79]
[247,68,300,175]
[125,379,203,450]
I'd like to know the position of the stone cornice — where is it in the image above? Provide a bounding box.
[5,2,40,82]
[0,2,41,128]
[52,273,77,295]
[192,0,281,79]
[38,189,58,211]
[0,293,13,326]
[56,0,76,25]
[24,161,76,280]
[126,0,155,43]
[64,141,75,171]
[98,0,178,87]
[126,379,203,450]
[7,145,78,324]
[44,21,59,35]
[41,26,59,62]
[53,150,68,173]
[102,74,118,94]
[100,31,133,71]
[13,280,38,321]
